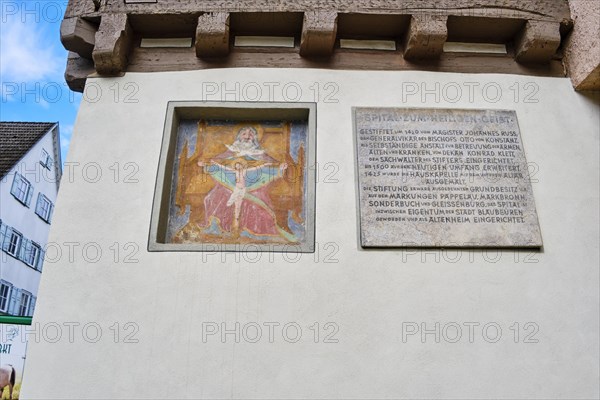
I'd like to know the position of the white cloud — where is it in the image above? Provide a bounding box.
[38,98,50,109]
[0,16,63,83]
[60,123,73,150]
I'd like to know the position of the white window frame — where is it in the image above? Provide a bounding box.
[11,173,33,205]
[19,291,31,317]
[24,241,41,267]
[36,193,54,223]
[0,281,12,313]
[6,228,22,257]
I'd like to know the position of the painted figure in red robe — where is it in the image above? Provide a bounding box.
[197,126,295,242]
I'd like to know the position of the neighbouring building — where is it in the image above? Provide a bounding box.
[0,122,62,318]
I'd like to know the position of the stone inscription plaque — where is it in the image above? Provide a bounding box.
[354,108,542,248]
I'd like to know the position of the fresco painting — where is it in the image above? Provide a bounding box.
[167,120,308,246]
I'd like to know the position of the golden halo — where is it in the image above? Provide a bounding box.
[232,123,264,143]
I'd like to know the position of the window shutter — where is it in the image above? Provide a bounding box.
[19,238,30,262]
[25,186,34,207]
[29,296,37,317]
[29,242,36,266]
[35,193,43,216]
[7,288,21,315]
[0,224,6,250]
[1,227,11,252]
[0,283,10,313]
[37,248,45,271]
[10,173,21,197]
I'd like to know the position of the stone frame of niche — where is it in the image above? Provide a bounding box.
[148,101,317,253]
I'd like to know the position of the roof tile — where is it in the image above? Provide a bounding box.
[0,122,56,178]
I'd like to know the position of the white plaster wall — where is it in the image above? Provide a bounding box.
[22,69,599,399]
[0,128,59,296]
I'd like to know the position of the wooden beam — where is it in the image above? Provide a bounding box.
[127,46,565,77]
[195,12,230,58]
[65,0,571,25]
[65,52,96,93]
[514,20,561,64]
[92,13,133,75]
[403,15,448,60]
[300,11,338,58]
[60,1,574,79]
[60,17,97,59]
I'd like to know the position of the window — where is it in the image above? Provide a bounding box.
[1,224,45,270]
[4,228,22,257]
[19,291,31,316]
[35,193,54,223]
[40,149,52,169]
[0,281,12,313]
[0,221,8,254]
[29,295,36,316]
[2,287,35,316]
[22,240,41,268]
[10,173,33,206]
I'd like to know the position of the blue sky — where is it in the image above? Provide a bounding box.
[1,0,80,163]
